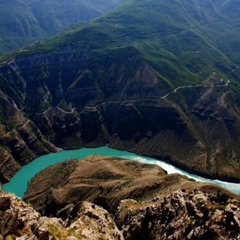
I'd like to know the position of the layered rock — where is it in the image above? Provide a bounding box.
[1,50,240,183]
[0,87,57,182]
[1,0,240,183]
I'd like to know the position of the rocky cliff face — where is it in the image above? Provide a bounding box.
[1,0,240,183]
[2,156,240,240]
[0,76,57,182]
[1,52,240,183]
[118,189,240,240]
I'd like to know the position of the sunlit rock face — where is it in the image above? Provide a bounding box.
[118,190,240,240]
[0,191,124,240]
[2,156,240,240]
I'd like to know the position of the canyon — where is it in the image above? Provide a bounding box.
[1,1,240,238]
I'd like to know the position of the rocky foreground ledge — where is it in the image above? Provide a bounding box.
[1,156,240,239]
[0,191,123,240]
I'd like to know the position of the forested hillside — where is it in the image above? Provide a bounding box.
[0,0,123,53]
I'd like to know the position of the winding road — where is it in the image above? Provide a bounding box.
[0,120,30,137]
[0,78,231,137]
[56,107,75,114]
[84,78,231,109]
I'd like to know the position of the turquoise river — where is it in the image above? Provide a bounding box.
[2,146,240,198]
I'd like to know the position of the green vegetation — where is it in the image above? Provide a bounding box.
[1,0,240,181]
[2,0,240,96]
[0,0,123,54]
[11,0,239,85]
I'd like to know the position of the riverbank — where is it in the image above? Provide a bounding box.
[2,147,240,197]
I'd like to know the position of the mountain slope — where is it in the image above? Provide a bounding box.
[0,0,43,53]
[0,0,123,54]
[1,0,240,182]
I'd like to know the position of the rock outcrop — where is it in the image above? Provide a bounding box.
[0,191,124,240]
[118,190,240,240]
[2,156,240,240]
